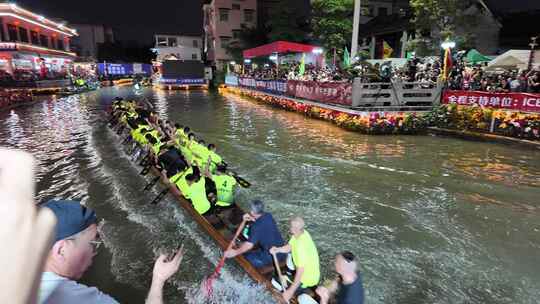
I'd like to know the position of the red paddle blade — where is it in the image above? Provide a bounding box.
[203,257,226,298]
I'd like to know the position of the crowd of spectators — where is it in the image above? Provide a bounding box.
[447,63,540,93]
[233,54,540,94]
[238,62,347,82]
[374,56,540,93]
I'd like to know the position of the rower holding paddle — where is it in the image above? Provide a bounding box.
[184,172,212,215]
[204,160,236,209]
[270,217,321,303]
[224,200,287,268]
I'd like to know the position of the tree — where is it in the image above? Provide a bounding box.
[266,0,310,43]
[311,0,354,59]
[409,0,481,55]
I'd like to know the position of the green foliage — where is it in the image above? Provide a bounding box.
[409,0,480,55]
[266,0,310,43]
[311,0,354,59]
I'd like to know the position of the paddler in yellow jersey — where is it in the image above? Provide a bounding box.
[190,139,204,167]
[207,144,223,173]
[145,132,164,156]
[174,126,190,154]
[131,123,151,145]
[173,124,184,145]
[170,166,194,197]
[270,217,320,303]
[184,172,212,215]
[180,133,197,166]
[192,139,211,169]
[204,161,236,209]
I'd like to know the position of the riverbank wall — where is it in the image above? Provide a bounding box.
[221,76,540,145]
[220,86,428,135]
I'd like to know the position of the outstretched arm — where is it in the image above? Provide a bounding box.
[146,246,185,304]
[204,156,212,178]
[269,244,291,255]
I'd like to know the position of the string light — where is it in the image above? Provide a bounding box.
[0,4,77,36]
[0,42,76,57]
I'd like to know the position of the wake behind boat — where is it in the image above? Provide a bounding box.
[106,98,323,304]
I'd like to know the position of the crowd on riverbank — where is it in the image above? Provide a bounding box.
[446,63,540,93]
[239,63,347,83]
[235,55,540,93]
[222,84,540,142]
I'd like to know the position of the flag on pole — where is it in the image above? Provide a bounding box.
[343,47,350,67]
[298,53,306,76]
[382,40,393,59]
[442,47,453,80]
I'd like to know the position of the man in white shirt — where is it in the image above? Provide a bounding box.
[39,200,183,304]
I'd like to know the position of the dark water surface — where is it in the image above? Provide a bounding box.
[1,87,539,304]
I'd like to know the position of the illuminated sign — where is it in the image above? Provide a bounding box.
[159,78,206,85]
[0,42,76,57]
[0,43,18,51]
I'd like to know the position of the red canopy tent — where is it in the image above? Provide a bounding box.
[243,41,320,59]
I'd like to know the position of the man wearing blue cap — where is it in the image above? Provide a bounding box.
[38,200,184,304]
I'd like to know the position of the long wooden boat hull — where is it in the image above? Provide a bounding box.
[108,114,288,303]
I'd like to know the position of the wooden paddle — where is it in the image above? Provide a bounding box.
[272,251,289,302]
[203,219,247,297]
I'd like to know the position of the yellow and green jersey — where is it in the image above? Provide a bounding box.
[185,177,211,214]
[208,150,223,173]
[289,230,320,288]
[212,174,236,207]
[171,167,193,196]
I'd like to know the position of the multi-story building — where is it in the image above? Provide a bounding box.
[203,0,257,70]
[0,3,77,77]
[153,34,202,62]
[70,24,114,62]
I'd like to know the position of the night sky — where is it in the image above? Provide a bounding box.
[13,0,540,45]
[485,0,540,13]
[15,0,203,44]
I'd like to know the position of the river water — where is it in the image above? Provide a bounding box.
[1,87,539,304]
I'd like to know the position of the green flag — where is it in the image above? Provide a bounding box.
[343,47,350,67]
[226,62,230,74]
[298,53,306,76]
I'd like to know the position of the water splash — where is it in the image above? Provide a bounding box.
[185,276,274,304]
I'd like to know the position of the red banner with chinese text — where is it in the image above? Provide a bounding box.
[443,90,540,113]
[287,80,352,106]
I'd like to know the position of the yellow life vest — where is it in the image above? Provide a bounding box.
[185,177,211,214]
[212,174,236,207]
